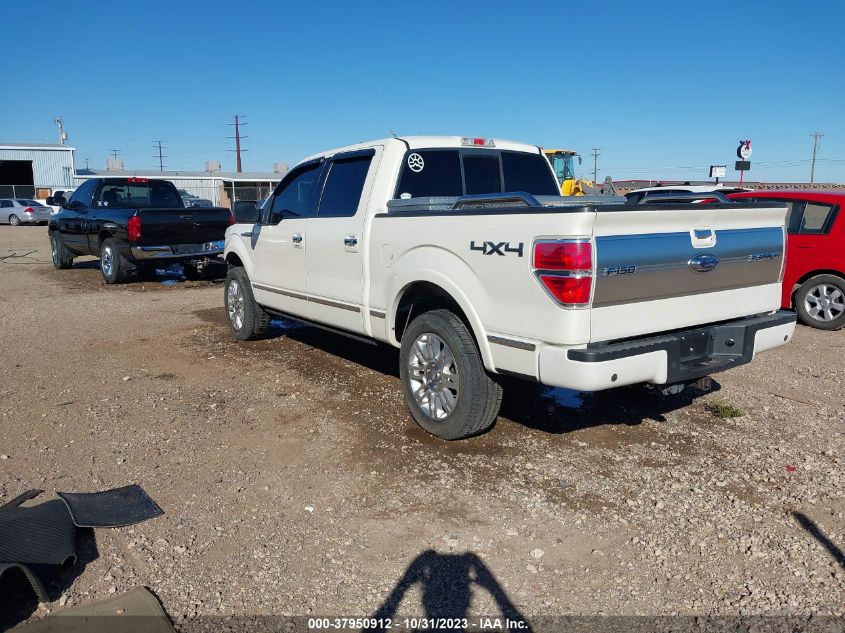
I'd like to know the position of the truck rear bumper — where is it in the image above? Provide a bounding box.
[538,310,796,391]
[130,241,223,260]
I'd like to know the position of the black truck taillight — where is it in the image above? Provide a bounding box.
[127,215,142,242]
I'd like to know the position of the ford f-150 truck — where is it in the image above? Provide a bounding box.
[223,136,796,440]
[49,177,232,283]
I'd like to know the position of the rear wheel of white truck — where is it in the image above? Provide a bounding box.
[225,266,270,340]
[795,274,845,330]
[400,309,502,440]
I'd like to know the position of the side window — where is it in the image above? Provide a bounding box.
[783,201,805,234]
[317,155,373,218]
[396,150,463,198]
[462,155,502,195]
[800,202,836,234]
[266,162,322,224]
[68,180,94,207]
[0,201,11,208]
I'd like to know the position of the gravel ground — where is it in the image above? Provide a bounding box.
[0,225,842,630]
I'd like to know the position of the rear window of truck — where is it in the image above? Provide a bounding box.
[396,149,558,199]
[95,181,183,209]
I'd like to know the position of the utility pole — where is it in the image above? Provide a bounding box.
[810,132,824,184]
[591,148,601,183]
[153,140,168,172]
[84,158,90,170]
[110,149,121,160]
[228,115,248,173]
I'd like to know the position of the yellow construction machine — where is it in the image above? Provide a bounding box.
[543,148,606,196]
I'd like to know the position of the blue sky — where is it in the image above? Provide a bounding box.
[2,0,843,183]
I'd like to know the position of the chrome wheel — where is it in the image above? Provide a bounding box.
[51,235,58,265]
[407,333,460,420]
[227,279,245,331]
[804,283,845,322]
[101,246,113,277]
[9,215,19,227]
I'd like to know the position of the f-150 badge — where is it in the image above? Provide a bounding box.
[470,241,524,257]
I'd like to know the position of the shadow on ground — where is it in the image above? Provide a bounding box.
[371,549,533,632]
[793,512,845,570]
[199,309,721,438]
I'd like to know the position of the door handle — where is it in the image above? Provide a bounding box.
[239,231,253,237]
[344,234,358,247]
[292,232,304,247]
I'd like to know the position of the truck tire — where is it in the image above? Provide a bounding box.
[8,214,20,226]
[224,266,270,340]
[400,309,503,440]
[794,274,845,330]
[100,238,130,284]
[50,232,74,269]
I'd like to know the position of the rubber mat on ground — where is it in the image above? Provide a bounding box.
[0,562,49,602]
[14,586,177,633]
[0,498,77,566]
[57,485,163,528]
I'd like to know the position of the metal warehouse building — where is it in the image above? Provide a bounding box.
[74,168,282,208]
[0,143,76,199]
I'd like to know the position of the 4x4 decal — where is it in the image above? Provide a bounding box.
[470,241,524,257]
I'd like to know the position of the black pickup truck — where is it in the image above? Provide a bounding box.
[48,177,232,283]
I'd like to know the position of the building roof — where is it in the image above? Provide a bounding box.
[75,168,280,182]
[0,142,75,151]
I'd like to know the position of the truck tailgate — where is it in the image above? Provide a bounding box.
[138,207,230,245]
[590,203,786,342]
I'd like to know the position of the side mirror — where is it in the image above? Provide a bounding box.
[46,196,55,205]
[233,201,260,223]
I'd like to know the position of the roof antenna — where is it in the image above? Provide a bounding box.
[55,117,67,146]
[389,129,398,138]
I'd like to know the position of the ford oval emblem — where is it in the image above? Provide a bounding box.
[689,253,719,273]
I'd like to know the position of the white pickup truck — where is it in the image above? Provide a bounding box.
[223,136,796,440]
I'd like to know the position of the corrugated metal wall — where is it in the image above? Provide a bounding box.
[0,148,75,188]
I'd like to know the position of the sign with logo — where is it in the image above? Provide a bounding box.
[737,139,752,160]
[709,165,726,178]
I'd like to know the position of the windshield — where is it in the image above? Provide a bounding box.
[96,181,183,209]
[549,153,577,183]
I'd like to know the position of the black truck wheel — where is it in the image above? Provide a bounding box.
[795,274,845,330]
[225,266,270,340]
[399,309,503,440]
[100,238,130,284]
[50,232,74,269]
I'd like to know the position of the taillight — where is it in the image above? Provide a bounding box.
[24,207,34,214]
[228,210,235,226]
[127,215,142,242]
[533,239,593,306]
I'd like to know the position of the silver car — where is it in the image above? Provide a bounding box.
[0,199,52,225]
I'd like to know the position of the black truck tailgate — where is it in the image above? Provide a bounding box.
[137,207,230,245]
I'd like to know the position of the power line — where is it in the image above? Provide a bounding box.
[109,149,121,160]
[153,140,168,172]
[810,132,824,184]
[591,148,601,182]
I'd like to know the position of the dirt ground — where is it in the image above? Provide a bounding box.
[0,225,843,630]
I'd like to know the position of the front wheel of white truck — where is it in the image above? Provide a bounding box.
[400,309,503,440]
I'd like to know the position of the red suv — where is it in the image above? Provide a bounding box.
[729,191,845,330]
